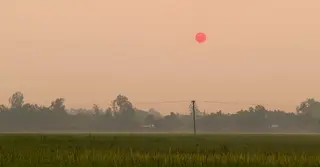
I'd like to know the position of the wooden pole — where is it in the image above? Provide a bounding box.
[191,100,196,135]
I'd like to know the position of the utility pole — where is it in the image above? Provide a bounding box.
[191,100,196,135]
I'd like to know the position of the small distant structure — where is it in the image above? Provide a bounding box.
[271,124,279,128]
[141,124,155,128]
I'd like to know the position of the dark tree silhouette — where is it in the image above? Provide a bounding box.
[0,92,319,133]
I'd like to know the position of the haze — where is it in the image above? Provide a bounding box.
[1,0,319,114]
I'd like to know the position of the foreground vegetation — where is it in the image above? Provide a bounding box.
[0,134,320,167]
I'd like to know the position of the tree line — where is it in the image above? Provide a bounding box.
[0,91,320,133]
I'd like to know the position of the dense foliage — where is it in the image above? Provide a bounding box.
[0,91,320,132]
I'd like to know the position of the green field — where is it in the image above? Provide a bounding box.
[0,133,320,167]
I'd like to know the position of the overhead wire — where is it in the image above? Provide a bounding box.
[133,100,293,107]
[131,100,297,116]
[203,100,261,106]
[134,101,190,104]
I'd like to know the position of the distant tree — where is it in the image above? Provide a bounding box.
[134,109,149,124]
[296,98,320,118]
[9,92,24,109]
[110,95,138,130]
[254,105,267,113]
[2,91,320,133]
[105,107,113,117]
[155,112,181,130]
[0,104,8,112]
[22,103,40,112]
[50,98,65,112]
[148,108,162,119]
[92,104,102,116]
[39,105,52,113]
[144,114,155,125]
[216,110,222,116]
[248,107,254,113]
[112,95,135,118]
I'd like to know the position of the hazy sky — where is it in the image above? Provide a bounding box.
[1,0,320,114]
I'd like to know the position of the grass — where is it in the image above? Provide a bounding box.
[0,133,320,166]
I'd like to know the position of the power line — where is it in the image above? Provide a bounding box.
[203,100,295,108]
[133,100,295,108]
[203,100,260,106]
[134,101,190,104]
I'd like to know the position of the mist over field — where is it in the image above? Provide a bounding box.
[0,92,320,133]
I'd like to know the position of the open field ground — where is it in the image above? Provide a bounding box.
[0,133,320,167]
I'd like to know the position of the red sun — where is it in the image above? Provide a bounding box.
[195,32,206,43]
